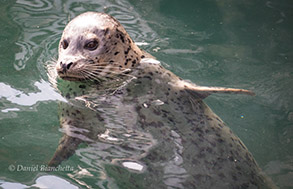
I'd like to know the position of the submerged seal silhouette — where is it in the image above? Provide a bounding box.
[49,12,276,188]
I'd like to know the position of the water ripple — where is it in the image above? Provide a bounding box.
[0,80,65,106]
[15,0,54,11]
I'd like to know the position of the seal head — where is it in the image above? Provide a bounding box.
[56,12,143,81]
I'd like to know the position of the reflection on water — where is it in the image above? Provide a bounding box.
[0,80,65,122]
[0,175,78,189]
[48,58,274,188]
[0,81,64,107]
[0,0,292,188]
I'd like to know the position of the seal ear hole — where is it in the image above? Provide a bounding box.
[84,40,99,51]
[61,40,69,49]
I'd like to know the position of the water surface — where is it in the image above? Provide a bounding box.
[0,0,292,188]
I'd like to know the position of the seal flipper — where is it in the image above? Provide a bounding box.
[48,135,82,167]
[176,80,255,99]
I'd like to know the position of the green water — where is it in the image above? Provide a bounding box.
[0,0,292,188]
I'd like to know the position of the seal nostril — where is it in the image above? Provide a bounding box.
[66,62,73,70]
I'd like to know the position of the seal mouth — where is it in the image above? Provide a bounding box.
[59,75,85,81]
[57,70,86,81]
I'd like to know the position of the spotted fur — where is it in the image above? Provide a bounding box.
[49,12,276,188]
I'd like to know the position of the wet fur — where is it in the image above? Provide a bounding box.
[49,12,275,188]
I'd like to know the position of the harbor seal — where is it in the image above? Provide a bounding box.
[48,12,275,188]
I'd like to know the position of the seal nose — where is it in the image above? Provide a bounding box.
[59,61,73,73]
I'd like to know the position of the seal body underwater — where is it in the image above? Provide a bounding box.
[48,12,276,188]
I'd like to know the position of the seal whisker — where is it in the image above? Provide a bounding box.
[81,70,105,82]
[85,64,127,70]
[81,71,99,82]
[85,68,136,79]
[81,69,100,79]
[84,69,122,79]
[85,61,129,68]
[45,59,60,88]
[84,64,133,73]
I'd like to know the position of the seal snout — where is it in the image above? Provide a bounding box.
[61,61,73,72]
[55,58,85,81]
[57,61,74,74]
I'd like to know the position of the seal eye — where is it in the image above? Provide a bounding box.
[61,40,69,49]
[84,40,99,51]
